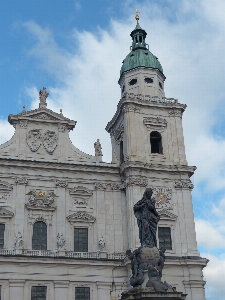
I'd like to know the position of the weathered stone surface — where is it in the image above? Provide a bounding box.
[121,290,187,300]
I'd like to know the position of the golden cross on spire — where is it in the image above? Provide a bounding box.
[134,8,140,21]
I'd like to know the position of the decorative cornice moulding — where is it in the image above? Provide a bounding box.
[66,211,96,223]
[0,207,14,218]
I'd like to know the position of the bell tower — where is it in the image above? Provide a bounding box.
[106,13,208,300]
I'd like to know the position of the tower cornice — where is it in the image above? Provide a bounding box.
[119,160,196,177]
[105,93,186,134]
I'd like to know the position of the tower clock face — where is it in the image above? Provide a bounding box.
[153,191,173,210]
[155,192,168,205]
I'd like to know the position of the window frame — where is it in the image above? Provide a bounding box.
[31,286,47,300]
[74,227,88,252]
[75,286,90,300]
[0,224,5,249]
[157,224,175,254]
[158,226,172,250]
[150,131,163,154]
[32,221,47,250]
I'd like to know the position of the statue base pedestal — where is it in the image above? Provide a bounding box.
[120,289,187,300]
[15,248,23,255]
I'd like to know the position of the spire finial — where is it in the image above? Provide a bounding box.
[134,8,140,21]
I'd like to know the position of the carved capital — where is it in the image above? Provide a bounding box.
[58,123,67,132]
[110,183,126,191]
[55,180,68,188]
[19,120,28,128]
[95,182,107,190]
[174,180,194,190]
[15,177,28,185]
[125,177,148,187]
[114,125,124,142]
[122,104,140,114]
[168,109,183,118]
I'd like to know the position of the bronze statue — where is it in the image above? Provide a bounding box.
[134,188,160,246]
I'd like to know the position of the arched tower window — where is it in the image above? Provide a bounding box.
[120,141,124,163]
[32,221,47,250]
[150,131,163,154]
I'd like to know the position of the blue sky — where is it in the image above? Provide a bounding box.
[1,0,225,299]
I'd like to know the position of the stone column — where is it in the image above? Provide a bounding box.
[14,178,28,249]
[54,281,69,300]
[55,180,67,253]
[95,183,107,252]
[9,280,25,300]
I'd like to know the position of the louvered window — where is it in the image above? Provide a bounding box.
[32,221,47,250]
[31,286,47,300]
[75,287,90,300]
[0,224,5,249]
[74,228,88,252]
[158,227,172,250]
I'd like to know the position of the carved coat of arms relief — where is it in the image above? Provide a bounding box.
[43,130,58,154]
[26,129,58,154]
[26,129,42,152]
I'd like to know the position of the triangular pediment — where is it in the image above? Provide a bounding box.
[8,108,76,130]
[158,208,177,221]
[66,211,96,223]
[0,207,14,218]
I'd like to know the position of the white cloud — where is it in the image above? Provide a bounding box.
[0,120,15,145]
[202,253,225,300]
[196,219,225,249]
[74,1,81,12]
[20,1,225,193]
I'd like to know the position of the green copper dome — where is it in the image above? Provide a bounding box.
[120,22,163,76]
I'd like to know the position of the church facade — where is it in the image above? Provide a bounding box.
[0,20,207,300]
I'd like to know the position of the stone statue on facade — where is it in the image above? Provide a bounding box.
[39,87,49,107]
[57,233,66,249]
[94,139,103,156]
[15,232,23,248]
[134,188,160,247]
[121,188,178,299]
[98,236,106,251]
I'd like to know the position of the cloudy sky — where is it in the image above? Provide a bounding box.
[1,0,225,298]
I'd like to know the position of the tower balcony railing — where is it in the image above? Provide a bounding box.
[123,92,179,104]
[0,248,126,260]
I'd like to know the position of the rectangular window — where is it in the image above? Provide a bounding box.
[75,287,90,300]
[74,228,88,252]
[31,286,47,300]
[0,224,5,249]
[158,227,172,250]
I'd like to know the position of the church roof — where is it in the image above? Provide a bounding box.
[120,21,164,76]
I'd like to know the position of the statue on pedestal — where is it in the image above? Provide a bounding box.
[122,188,177,298]
[134,188,160,247]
